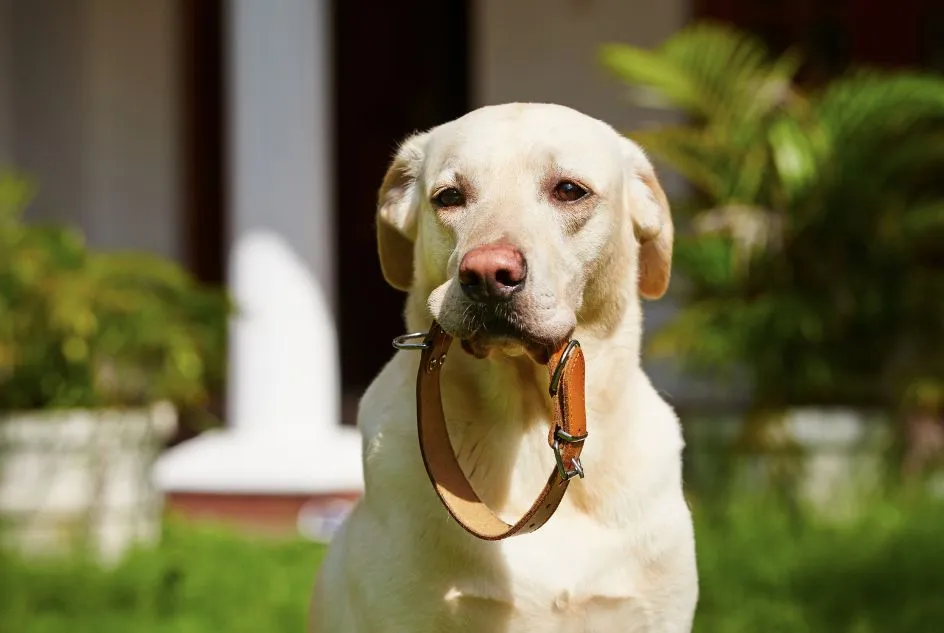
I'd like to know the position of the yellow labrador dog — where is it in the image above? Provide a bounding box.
[309,103,698,632]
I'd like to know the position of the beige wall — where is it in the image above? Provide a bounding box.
[0,0,183,261]
[474,0,689,148]
[2,0,87,227]
[0,0,12,166]
[82,0,183,260]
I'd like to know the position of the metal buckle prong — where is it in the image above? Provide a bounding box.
[548,340,580,396]
[552,426,587,480]
[392,332,431,350]
[555,428,588,444]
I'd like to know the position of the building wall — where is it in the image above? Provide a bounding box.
[473,0,689,138]
[0,0,183,262]
[0,0,13,166]
[1,0,87,228]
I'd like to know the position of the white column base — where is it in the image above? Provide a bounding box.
[153,425,362,495]
[154,231,361,497]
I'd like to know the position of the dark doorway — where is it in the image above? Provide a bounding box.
[333,0,471,423]
[179,0,226,286]
[177,0,226,444]
[175,0,227,445]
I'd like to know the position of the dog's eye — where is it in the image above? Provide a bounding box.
[553,181,589,203]
[433,187,465,208]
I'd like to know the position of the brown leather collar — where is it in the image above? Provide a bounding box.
[396,321,588,541]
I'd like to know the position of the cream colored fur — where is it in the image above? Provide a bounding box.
[309,103,698,633]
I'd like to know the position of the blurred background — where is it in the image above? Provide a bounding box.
[1,1,943,631]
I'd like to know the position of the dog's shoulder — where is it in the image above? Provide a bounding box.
[612,367,685,459]
[356,352,434,509]
[358,352,417,439]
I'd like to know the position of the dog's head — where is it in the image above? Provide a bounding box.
[377,103,672,362]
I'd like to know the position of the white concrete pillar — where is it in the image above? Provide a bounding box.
[227,0,335,306]
[155,0,362,506]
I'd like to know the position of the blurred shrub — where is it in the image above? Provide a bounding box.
[1,494,942,632]
[601,23,944,412]
[0,172,231,411]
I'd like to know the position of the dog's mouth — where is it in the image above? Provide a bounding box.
[450,312,570,365]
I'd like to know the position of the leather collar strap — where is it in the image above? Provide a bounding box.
[414,321,588,541]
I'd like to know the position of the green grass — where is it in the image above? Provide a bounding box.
[2,492,943,632]
[693,492,944,632]
[0,521,326,633]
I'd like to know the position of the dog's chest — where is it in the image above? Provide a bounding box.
[433,518,659,632]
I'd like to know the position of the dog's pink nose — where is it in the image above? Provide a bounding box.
[458,242,527,302]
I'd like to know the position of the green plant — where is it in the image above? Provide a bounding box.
[601,23,944,411]
[0,171,232,411]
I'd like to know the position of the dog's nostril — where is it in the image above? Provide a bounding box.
[458,268,482,287]
[494,267,521,288]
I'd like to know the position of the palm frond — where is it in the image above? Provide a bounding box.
[816,71,944,134]
[601,22,801,125]
[871,131,944,188]
[902,200,944,235]
[816,72,944,174]
[629,126,734,200]
[767,114,826,205]
[809,73,944,222]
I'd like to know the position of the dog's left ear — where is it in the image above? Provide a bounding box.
[376,131,429,292]
[620,138,674,300]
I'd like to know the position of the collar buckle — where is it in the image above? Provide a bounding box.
[552,427,588,480]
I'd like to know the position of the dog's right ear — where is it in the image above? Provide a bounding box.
[376,131,429,292]
[619,137,674,300]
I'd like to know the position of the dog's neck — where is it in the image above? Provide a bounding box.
[402,287,646,522]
